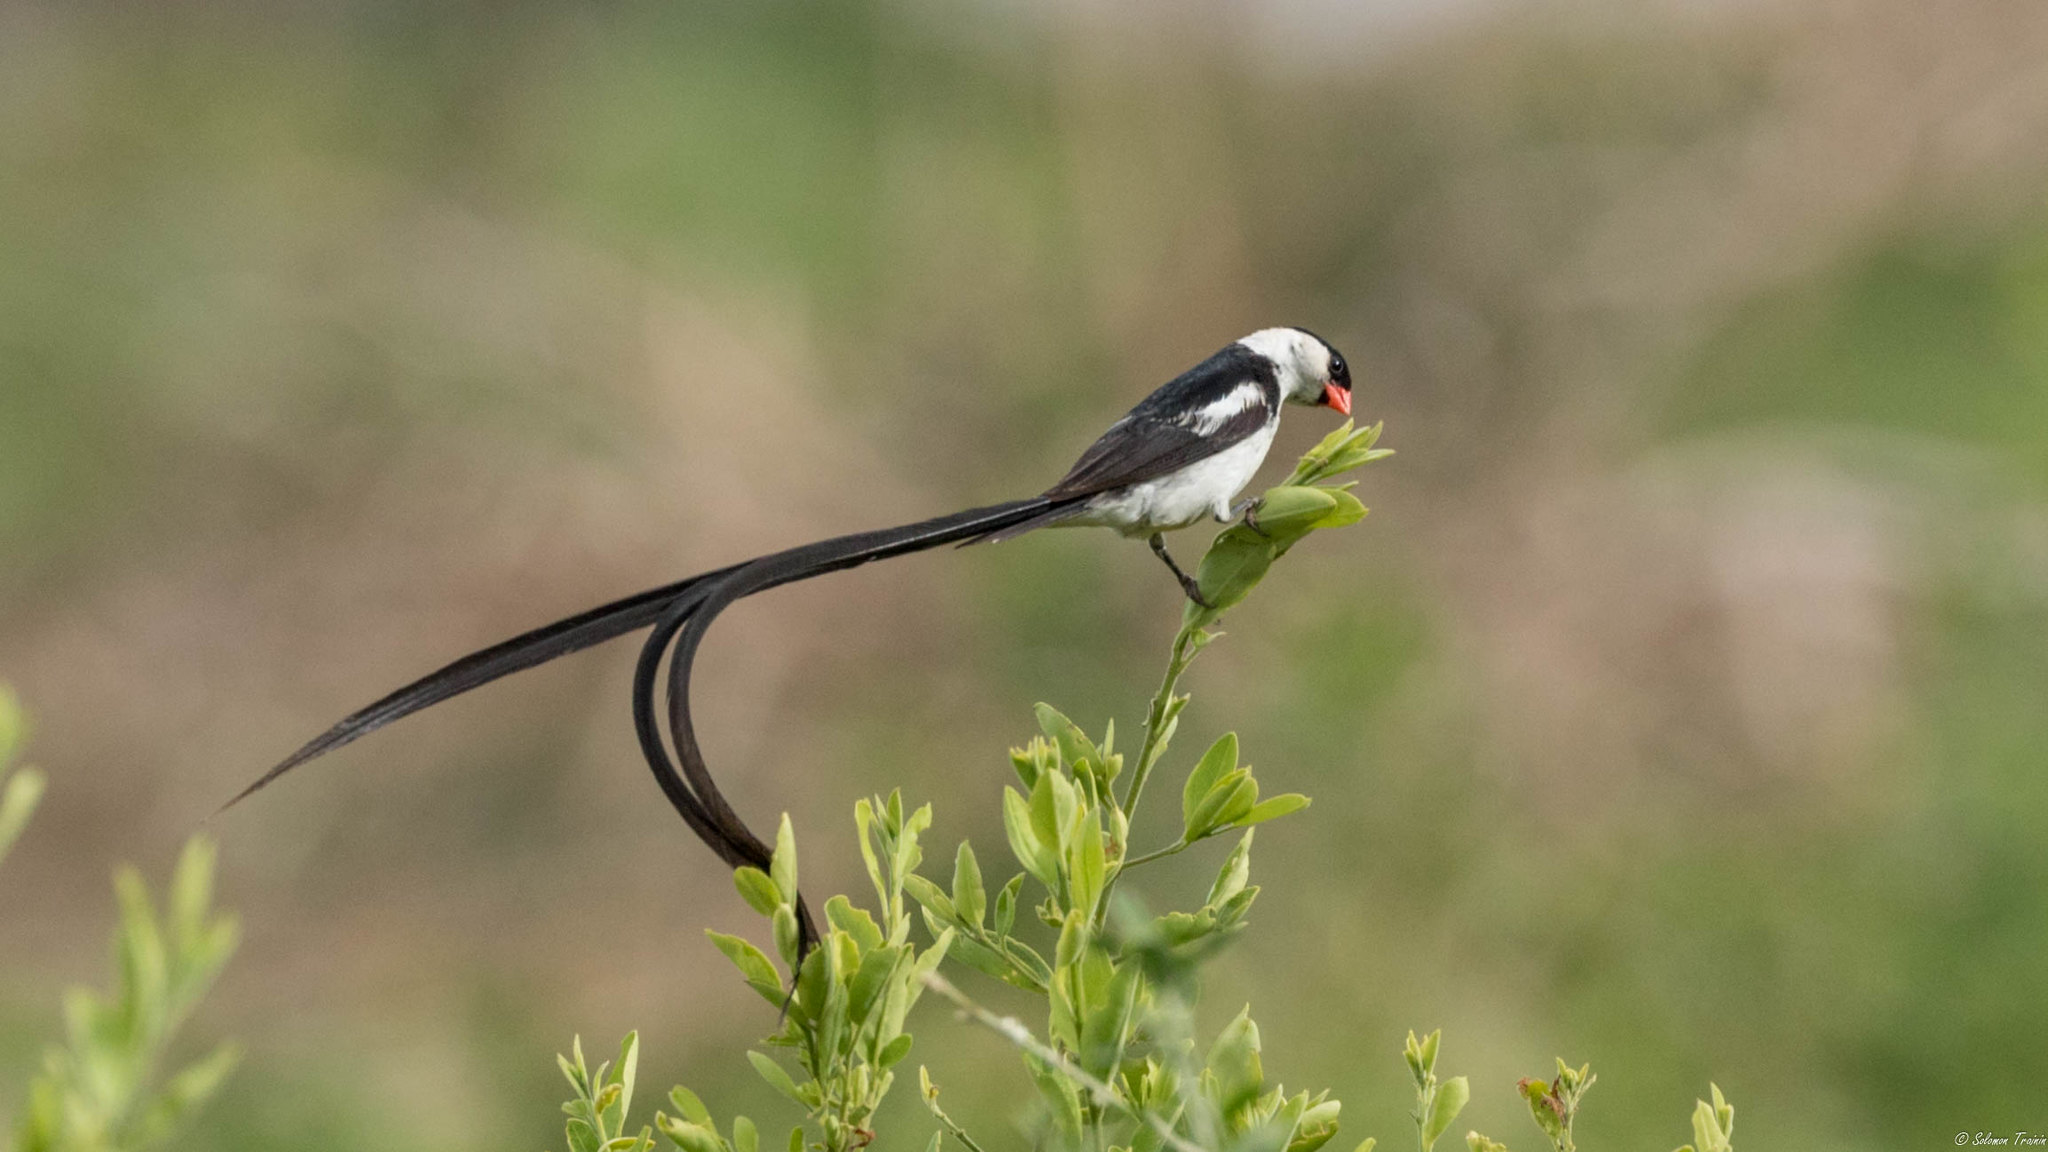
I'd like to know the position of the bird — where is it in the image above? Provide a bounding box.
[964,326,1351,599]
[219,326,1353,952]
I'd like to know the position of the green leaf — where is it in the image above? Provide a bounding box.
[734,868,783,916]
[1237,794,1310,827]
[656,1114,725,1152]
[707,931,784,1006]
[1182,733,1240,826]
[1285,421,1360,484]
[1032,1047,1087,1142]
[1206,1006,1264,1115]
[877,1034,913,1069]
[1186,768,1252,838]
[1054,911,1086,970]
[1078,962,1141,1080]
[1424,1076,1470,1149]
[1011,742,1045,790]
[1069,807,1106,916]
[732,1115,759,1152]
[0,685,21,761]
[1519,1077,1567,1146]
[854,797,886,908]
[1029,773,1068,858]
[114,865,169,1027]
[902,872,956,921]
[847,944,902,1026]
[1290,1097,1343,1152]
[1207,830,1254,907]
[1002,787,1057,890]
[167,837,219,957]
[1183,533,1276,626]
[936,922,1042,990]
[994,874,1023,936]
[825,896,884,954]
[1212,774,1261,827]
[148,1041,240,1133]
[1310,488,1368,531]
[770,814,799,904]
[795,938,835,1027]
[951,841,986,927]
[895,801,934,889]
[669,1086,713,1127]
[566,1036,593,1092]
[615,1032,641,1127]
[748,1051,807,1106]
[1285,420,1389,486]
[771,906,801,968]
[1690,1095,1730,1152]
[1034,703,1101,772]
[0,764,43,867]
[1245,485,1340,538]
[910,927,955,987]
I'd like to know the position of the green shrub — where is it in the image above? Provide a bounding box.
[547,422,1735,1152]
[0,688,44,873]
[0,688,240,1152]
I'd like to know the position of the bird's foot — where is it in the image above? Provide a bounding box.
[1150,531,1212,608]
[1232,496,1270,538]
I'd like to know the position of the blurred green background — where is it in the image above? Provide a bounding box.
[3,0,2046,1148]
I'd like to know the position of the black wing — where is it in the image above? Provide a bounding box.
[1043,343,1278,500]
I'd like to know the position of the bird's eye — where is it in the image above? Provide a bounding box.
[1329,354,1349,383]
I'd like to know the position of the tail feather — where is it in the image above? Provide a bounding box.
[215,563,746,815]
[224,494,1081,914]
[958,500,1089,546]
[626,493,1067,853]
[623,496,1077,961]
[222,493,1081,962]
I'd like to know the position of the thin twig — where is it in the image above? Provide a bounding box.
[1119,840,1192,870]
[918,1069,991,1152]
[1095,624,1206,926]
[1121,624,1201,824]
[920,972,1211,1152]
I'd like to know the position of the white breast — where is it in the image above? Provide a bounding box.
[1069,417,1279,536]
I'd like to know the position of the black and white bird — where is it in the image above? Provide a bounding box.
[221,326,1354,948]
[968,326,1352,601]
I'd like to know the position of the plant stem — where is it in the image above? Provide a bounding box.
[1121,623,1202,826]
[1119,840,1192,870]
[924,1095,989,1152]
[936,1118,988,1152]
[921,972,1211,1152]
[1093,622,1207,926]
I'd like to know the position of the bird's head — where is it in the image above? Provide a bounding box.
[1238,327,1352,416]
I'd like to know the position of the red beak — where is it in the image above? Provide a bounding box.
[1323,383,1352,416]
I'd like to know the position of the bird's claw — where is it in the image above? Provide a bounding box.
[1233,497,1270,538]
[1181,576,1213,609]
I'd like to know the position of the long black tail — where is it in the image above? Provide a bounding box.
[222,494,1081,951]
[624,495,1079,953]
[215,562,748,814]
